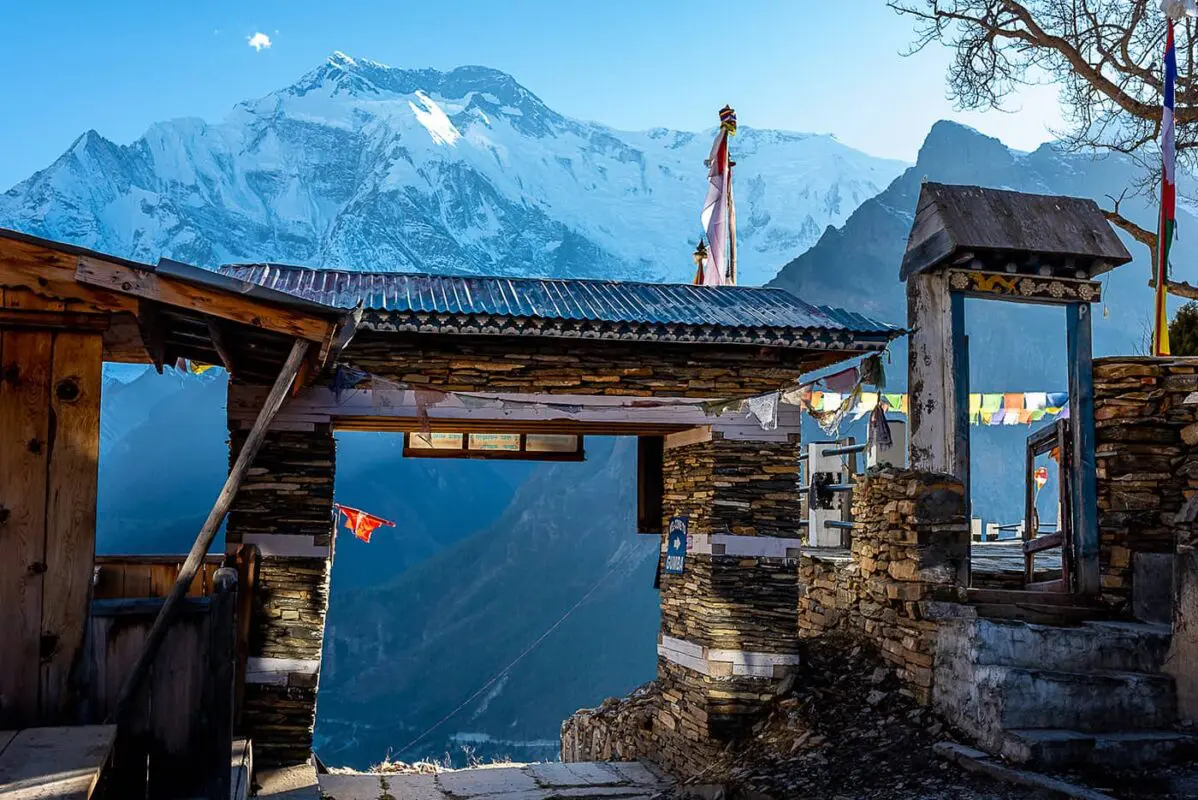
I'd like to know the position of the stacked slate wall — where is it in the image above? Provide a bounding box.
[1094,357,1198,605]
[797,468,970,704]
[226,420,337,768]
[345,333,808,398]
[564,437,803,778]
[1093,356,1198,720]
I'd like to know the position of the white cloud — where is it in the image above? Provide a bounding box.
[247,32,272,52]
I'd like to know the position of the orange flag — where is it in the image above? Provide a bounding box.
[334,504,395,543]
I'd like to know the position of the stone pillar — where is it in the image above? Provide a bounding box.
[655,437,802,768]
[225,412,337,768]
[1093,357,1197,609]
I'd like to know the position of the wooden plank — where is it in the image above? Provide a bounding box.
[40,331,104,723]
[147,617,206,797]
[967,588,1102,607]
[1023,427,1037,586]
[1025,577,1069,592]
[1067,303,1100,596]
[110,339,310,725]
[75,257,334,343]
[952,292,970,545]
[0,724,115,800]
[121,564,153,598]
[204,569,237,800]
[0,239,134,314]
[1023,531,1065,556]
[0,310,111,331]
[100,312,150,364]
[150,564,176,598]
[662,426,713,450]
[0,329,53,727]
[908,272,960,475]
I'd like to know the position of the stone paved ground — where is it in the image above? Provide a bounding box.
[318,761,672,800]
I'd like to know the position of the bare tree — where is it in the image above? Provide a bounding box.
[890,0,1198,298]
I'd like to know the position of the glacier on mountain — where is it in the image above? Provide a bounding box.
[0,52,905,286]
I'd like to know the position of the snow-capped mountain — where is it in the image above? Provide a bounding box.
[0,52,904,286]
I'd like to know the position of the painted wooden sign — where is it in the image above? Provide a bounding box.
[664,517,688,574]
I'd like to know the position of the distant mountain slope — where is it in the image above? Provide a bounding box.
[316,437,659,768]
[771,121,1198,523]
[0,53,904,287]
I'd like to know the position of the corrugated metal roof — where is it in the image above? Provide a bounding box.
[217,264,898,340]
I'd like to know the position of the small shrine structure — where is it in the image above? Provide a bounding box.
[900,182,1132,596]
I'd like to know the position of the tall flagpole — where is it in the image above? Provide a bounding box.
[727,159,737,285]
[1155,15,1179,356]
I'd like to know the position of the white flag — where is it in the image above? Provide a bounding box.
[699,130,729,286]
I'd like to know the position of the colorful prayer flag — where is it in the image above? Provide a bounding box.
[334,503,395,543]
[1155,19,1178,356]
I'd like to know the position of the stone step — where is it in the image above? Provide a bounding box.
[1001,729,1198,769]
[941,617,1172,674]
[977,665,1177,733]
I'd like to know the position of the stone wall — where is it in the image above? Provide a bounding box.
[797,468,970,704]
[1094,357,1198,606]
[226,418,337,768]
[565,437,804,779]
[344,332,809,398]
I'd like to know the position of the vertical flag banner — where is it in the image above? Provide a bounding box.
[698,106,736,286]
[1155,18,1177,356]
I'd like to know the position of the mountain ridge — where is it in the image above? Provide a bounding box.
[1,53,905,287]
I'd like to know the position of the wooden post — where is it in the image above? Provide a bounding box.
[727,160,737,285]
[0,326,53,727]
[951,291,970,518]
[110,338,310,725]
[1067,303,1100,596]
[41,331,103,721]
[205,567,237,800]
[907,272,961,477]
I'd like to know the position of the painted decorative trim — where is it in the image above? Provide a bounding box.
[659,533,803,559]
[658,635,801,679]
[237,534,330,559]
[245,656,321,686]
[947,269,1101,304]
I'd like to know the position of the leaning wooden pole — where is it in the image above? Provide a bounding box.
[109,338,311,724]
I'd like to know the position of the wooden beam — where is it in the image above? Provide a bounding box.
[205,320,237,375]
[1067,303,1100,597]
[0,239,134,314]
[75,256,335,343]
[0,309,110,331]
[39,332,103,722]
[663,426,714,450]
[136,301,167,374]
[108,338,310,726]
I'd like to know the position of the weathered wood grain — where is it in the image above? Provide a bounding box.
[0,725,115,800]
[0,329,53,727]
[40,332,103,722]
[110,339,310,725]
[0,239,133,313]
[75,257,334,343]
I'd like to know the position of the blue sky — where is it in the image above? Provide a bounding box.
[0,1,1064,190]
